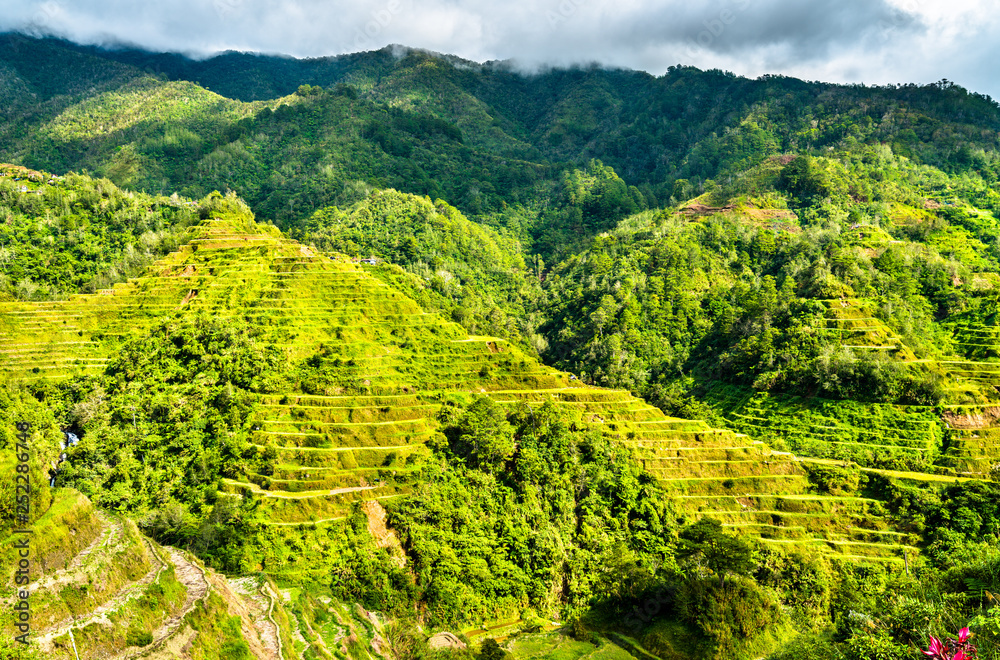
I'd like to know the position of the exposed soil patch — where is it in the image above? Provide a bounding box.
[943,407,1000,430]
[158,264,197,278]
[362,500,406,568]
[742,208,798,222]
[35,533,164,654]
[226,576,282,659]
[681,203,734,216]
[428,632,467,650]
[118,546,210,659]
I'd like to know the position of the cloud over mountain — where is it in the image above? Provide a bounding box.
[2,0,996,97]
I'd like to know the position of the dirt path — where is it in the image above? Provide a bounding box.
[33,538,212,659]
[34,534,167,653]
[260,485,381,499]
[248,443,419,452]
[1,513,119,610]
[223,478,382,500]
[117,546,211,659]
[228,576,283,659]
[261,516,346,526]
[262,582,285,660]
[39,512,119,585]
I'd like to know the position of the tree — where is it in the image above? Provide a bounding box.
[678,517,756,587]
[480,639,508,660]
[778,155,829,200]
[448,396,516,471]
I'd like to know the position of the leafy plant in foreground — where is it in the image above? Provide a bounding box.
[924,628,977,660]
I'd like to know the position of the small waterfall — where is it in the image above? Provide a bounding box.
[50,431,81,487]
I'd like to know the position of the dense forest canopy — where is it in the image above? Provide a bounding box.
[3,34,1000,231]
[6,34,1000,660]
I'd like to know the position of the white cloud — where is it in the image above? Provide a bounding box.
[3,0,998,98]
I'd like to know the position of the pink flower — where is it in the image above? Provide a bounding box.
[923,630,977,660]
[924,637,946,659]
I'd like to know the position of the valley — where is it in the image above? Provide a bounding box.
[4,34,1000,660]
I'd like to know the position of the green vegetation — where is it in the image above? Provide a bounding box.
[4,38,1000,239]
[379,398,675,627]
[0,204,992,659]
[0,382,62,538]
[181,593,258,660]
[0,164,201,300]
[303,189,543,351]
[704,385,944,471]
[7,34,1000,659]
[540,148,999,411]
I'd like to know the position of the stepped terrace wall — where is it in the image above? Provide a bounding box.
[0,217,935,576]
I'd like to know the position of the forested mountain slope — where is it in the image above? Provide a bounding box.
[2,34,1000,235]
[6,34,1000,660]
[541,147,1000,404]
[2,167,1000,659]
[0,381,302,660]
[0,179,800,655]
[0,163,201,301]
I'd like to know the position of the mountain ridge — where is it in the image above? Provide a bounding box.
[6,34,1000,659]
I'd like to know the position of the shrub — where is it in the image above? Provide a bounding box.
[804,463,861,496]
[843,630,910,660]
[479,639,508,660]
[679,577,786,659]
[125,628,153,647]
[219,640,252,659]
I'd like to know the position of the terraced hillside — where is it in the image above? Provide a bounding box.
[938,406,1000,476]
[816,297,1000,404]
[818,298,917,360]
[700,291,1000,481]
[0,488,286,659]
[705,385,943,471]
[949,318,1000,361]
[0,213,929,576]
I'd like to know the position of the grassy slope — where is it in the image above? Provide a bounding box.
[6,35,1000,658]
[0,204,938,653]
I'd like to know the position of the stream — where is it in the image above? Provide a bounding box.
[50,431,80,487]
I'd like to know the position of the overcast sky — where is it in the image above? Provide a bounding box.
[3,0,998,99]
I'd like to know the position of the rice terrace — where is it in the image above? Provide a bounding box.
[4,8,1000,660]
